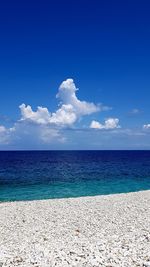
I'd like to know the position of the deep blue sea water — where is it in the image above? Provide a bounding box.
[0,151,150,202]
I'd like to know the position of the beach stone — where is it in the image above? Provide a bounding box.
[0,191,150,267]
[143,262,150,267]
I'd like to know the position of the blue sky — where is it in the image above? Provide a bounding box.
[0,0,150,149]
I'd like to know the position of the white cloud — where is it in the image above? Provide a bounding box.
[0,125,10,144]
[90,120,102,129]
[19,103,77,126]
[39,126,66,143]
[130,108,141,115]
[0,78,115,147]
[0,125,6,133]
[8,121,66,146]
[143,124,150,129]
[19,104,52,124]
[90,118,120,130]
[57,78,100,116]
[20,78,101,127]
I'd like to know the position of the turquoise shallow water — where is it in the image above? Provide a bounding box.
[0,151,150,201]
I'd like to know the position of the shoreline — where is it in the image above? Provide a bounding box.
[0,190,150,266]
[0,188,150,204]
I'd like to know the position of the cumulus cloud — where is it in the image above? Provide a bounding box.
[57,79,100,115]
[90,118,120,130]
[143,124,150,129]
[0,78,114,147]
[20,78,101,127]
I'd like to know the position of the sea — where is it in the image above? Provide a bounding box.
[0,150,150,202]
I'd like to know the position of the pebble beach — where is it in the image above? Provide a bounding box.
[0,190,150,267]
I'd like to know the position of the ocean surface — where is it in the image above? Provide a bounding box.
[0,150,150,202]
